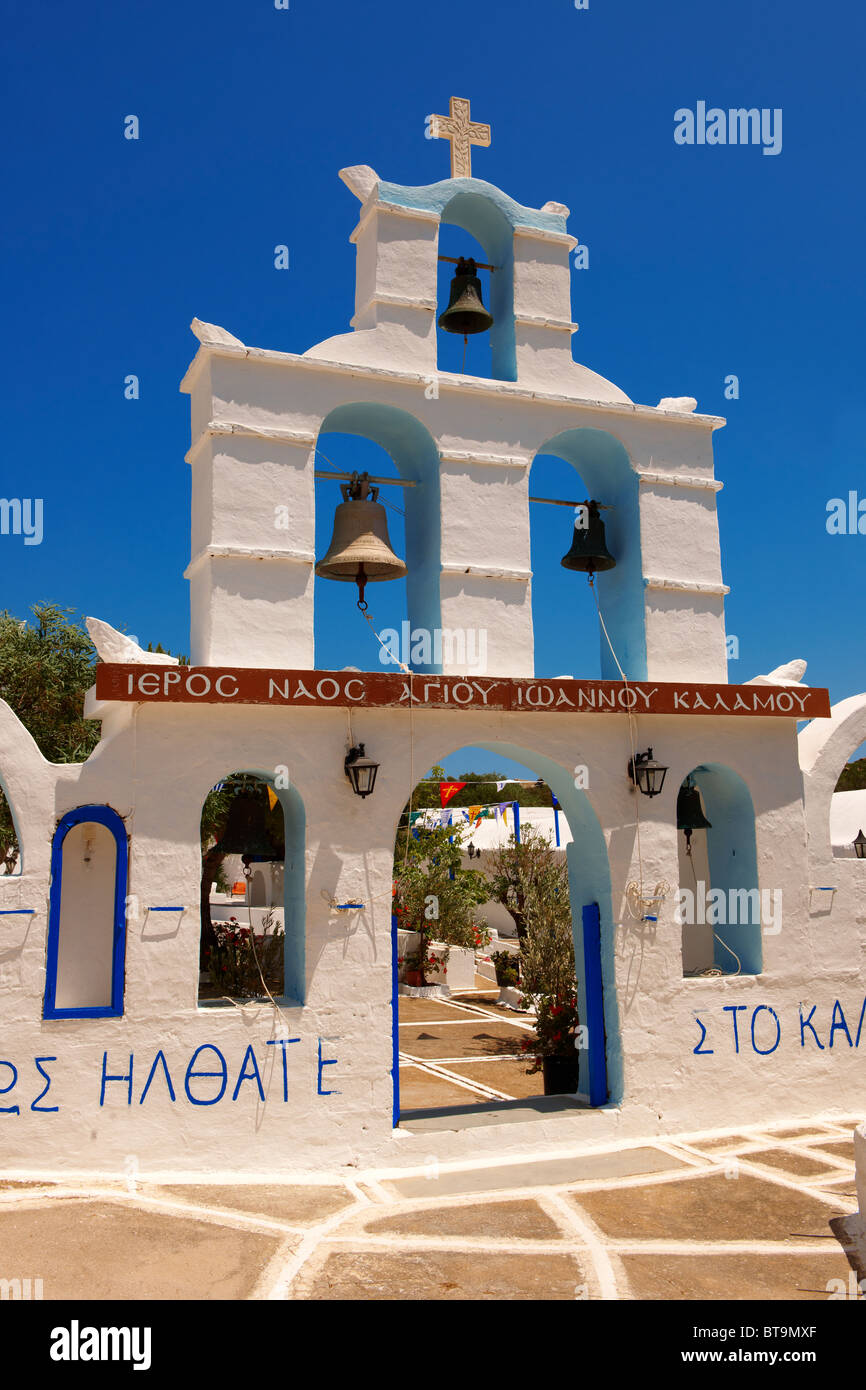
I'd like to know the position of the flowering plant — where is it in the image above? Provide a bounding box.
[204,911,285,999]
[520,984,580,1072]
[491,949,520,987]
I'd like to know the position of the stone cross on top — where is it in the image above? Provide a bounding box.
[429,96,491,179]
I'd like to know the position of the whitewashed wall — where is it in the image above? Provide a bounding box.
[1,691,864,1175]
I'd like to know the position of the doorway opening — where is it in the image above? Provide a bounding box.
[391,743,618,1128]
[199,772,305,1006]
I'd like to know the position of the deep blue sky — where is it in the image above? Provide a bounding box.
[2,0,864,778]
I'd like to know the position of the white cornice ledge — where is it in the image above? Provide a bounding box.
[185,422,317,465]
[439,449,529,470]
[513,225,578,250]
[350,198,441,244]
[441,563,531,582]
[643,576,730,596]
[514,313,578,333]
[350,291,438,326]
[638,470,724,493]
[185,545,315,578]
[180,342,727,428]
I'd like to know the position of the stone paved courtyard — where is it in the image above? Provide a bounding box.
[1,1113,862,1300]
[398,991,545,1110]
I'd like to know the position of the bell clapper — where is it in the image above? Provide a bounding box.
[356,563,368,611]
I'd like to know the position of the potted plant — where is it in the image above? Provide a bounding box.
[520,985,580,1094]
[402,943,426,988]
[507,831,581,1095]
[490,949,520,987]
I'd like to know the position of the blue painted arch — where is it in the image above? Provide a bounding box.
[200,770,306,1006]
[683,763,761,976]
[316,403,442,672]
[440,190,516,382]
[391,739,623,1109]
[379,177,570,240]
[44,804,128,1020]
[533,428,646,681]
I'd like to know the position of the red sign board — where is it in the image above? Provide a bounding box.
[94,664,831,719]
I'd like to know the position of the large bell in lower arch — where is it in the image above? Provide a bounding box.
[315,472,407,606]
[438,257,494,337]
[215,787,283,862]
[560,500,616,575]
[677,780,712,852]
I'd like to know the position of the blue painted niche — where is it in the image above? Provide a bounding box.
[680,764,762,976]
[44,805,128,1020]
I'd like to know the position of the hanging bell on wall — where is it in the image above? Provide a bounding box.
[560,500,616,574]
[316,472,407,608]
[438,257,494,337]
[215,788,282,862]
[677,779,712,851]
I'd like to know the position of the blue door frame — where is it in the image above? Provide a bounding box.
[581,902,608,1106]
[44,805,129,1020]
[391,910,400,1125]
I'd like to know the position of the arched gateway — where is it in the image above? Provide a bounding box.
[0,99,854,1177]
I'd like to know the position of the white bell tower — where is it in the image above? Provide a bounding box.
[181,98,729,682]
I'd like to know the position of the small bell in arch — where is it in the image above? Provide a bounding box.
[438,257,494,338]
[315,472,407,609]
[677,778,712,853]
[560,500,616,575]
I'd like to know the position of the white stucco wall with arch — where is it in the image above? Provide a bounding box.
[0,690,863,1176]
[1,162,862,1178]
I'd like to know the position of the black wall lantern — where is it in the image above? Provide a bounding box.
[344,743,379,798]
[627,748,669,798]
[854,829,866,860]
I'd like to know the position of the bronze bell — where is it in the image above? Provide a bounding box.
[315,472,407,607]
[215,788,283,862]
[560,500,616,575]
[438,257,494,337]
[677,780,712,851]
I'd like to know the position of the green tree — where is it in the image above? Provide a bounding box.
[0,603,187,874]
[835,758,866,792]
[0,604,100,872]
[485,825,569,944]
[393,817,488,982]
[491,828,579,1066]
